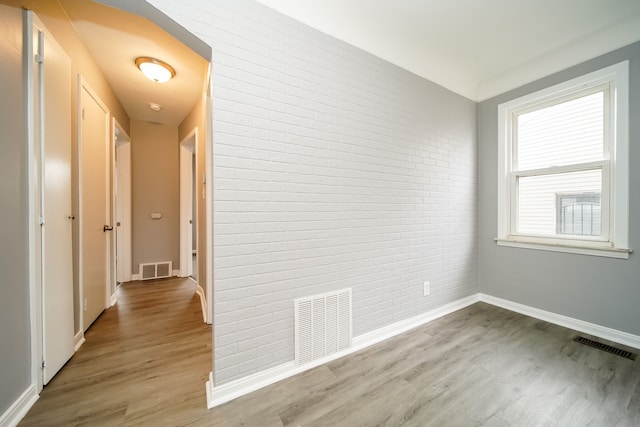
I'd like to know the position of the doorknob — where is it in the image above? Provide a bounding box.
[103,225,114,232]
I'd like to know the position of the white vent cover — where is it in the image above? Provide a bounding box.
[295,288,352,365]
[139,261,172,280]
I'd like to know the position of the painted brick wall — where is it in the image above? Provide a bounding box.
[148,0,478,385]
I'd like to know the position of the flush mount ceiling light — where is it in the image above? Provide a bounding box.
[148,102,162,112]
[135,57,175,83]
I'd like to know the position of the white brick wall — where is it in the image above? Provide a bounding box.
[149,0,478,385]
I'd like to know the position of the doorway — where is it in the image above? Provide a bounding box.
[180,129,197,280]
[113,119,132,292]
[20,0,214,418]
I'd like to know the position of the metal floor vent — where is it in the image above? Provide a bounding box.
[295,288,352,366]
[139,261,172,280]
[574,336,637,361]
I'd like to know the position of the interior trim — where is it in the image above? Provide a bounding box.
[74,331,86,353]
[195,284,209,324]
[0,385,38,427]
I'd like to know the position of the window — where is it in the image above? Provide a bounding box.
[497,61,630,258]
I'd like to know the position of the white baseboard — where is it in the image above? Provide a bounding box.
[353,294,479,349]
[74,330,85,352]
[0,385,38,427]
[206,362,296,409]
[479,293,640,349]
[131,272,183,281]
[206,293,479,409]
[109,293,117,307]
[195,284,209,324]
[205,292,640,410]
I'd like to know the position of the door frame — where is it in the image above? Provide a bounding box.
[205,69,213,325]
[179,128,197,278]
[113,118,131,293]
[77,75,111,333]
[25,9,44,394]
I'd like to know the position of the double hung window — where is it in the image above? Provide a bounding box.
[496,62,630,258]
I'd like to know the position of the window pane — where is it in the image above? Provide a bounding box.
[517,169,602,236]
[516,92,604,170]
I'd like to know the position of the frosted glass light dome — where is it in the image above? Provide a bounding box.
[135,57,175,83]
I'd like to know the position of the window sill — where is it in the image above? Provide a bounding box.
[494,238,632,259]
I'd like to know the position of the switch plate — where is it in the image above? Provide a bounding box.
[423,281,430,296]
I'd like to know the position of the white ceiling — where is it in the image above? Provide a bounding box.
[254,0,640,101]
[59,0,209,126]
[57,0,640,113]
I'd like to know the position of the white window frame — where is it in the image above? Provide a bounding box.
[496,61,631,259]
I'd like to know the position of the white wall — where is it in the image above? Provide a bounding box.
[148,0,477,385]
[0,3,31,415]
[131,120,180,270]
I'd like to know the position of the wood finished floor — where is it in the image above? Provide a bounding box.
[20,283,640,426]
[19,278,212,426]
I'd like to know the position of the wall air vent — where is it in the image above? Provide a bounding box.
[295,288,352,366]
[139,261,172,280]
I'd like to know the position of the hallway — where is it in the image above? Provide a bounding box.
[20,278,211,426]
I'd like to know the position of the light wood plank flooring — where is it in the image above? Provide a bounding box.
[21,284,640,426]
[20,278,212,426]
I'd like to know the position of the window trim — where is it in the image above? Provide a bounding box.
[496,61,631,259]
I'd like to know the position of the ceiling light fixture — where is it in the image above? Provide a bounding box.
[148,102,162,112]
[135,57,175,83]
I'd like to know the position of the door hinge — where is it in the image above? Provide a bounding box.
[39,216,45,226]
[35,54,43,63]
[41,359,45,369]
[83,298,87,311]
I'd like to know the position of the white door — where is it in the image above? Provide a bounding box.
[79,78,111,331]
[32,17,74,385]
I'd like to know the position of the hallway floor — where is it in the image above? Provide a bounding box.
[19,278,212,426]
